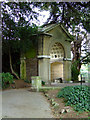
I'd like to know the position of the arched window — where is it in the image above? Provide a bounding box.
[50,42,64,59]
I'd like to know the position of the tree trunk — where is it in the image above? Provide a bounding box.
[9,50,20,79]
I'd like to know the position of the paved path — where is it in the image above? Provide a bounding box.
[48,82,89,87]
[2,88,53,118]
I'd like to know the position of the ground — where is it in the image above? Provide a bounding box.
[44,89,89,118]
[2,80,89,118]
[3,79,31,90]
[2,88,53,118]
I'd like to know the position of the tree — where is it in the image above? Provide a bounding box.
[40,2,90,81]
[2,2,90,80]
[80,34,90,64]
[42,2,90,32]
[2,2,39,78]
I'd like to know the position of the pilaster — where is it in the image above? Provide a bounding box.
[20,57,26,80]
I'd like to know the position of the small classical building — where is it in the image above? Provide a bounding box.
[20,23,72,83]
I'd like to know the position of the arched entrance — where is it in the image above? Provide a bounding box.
[50,42,64,82]
[51,62,63,81]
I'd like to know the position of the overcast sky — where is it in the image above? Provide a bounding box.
[32,8,50,26]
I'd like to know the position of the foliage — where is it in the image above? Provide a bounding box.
[42,81,45,85]
[41,2,90,66]
[80,35,90,64]
[42,2,90,33]
[57,85,90,112]
[2,2,39,76]
[0,72,14,89]
[24,79,31,83]
[71,60,80,81]
[2,2,90,75]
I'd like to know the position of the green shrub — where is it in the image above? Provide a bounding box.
[24,79,31,83]
[57,85,90,112]
[42,81,45,85]
[0,72,14,89]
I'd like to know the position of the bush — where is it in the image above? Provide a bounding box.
[42,81,45,85]
[0,72,14,89]
[57,85,90,112]
[24,79,31,83]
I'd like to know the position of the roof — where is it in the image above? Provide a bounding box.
[38,23,72,40]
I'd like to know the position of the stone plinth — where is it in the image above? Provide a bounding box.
[31,76,41,91]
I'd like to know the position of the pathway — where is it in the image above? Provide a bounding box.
[2,88,53,118]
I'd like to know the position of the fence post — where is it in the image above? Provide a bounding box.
[81,74,82,86]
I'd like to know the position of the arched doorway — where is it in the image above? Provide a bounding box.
[51,62,63,81]
[50,42,64,82]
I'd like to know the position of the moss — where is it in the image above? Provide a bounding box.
[21,60,26,80]
[25,47,37,58]
[21,61,24,79]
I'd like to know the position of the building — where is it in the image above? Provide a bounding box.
[20,23,72,83]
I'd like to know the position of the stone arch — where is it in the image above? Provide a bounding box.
[51,62,63,81]
[49,42,65,81]
[50,42,65,59]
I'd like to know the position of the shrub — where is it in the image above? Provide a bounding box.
[24,79,31,83]
[42,81,45,85]
[0,72,14,89]
[57,85,90,112]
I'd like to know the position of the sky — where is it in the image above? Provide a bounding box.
[35,10,50,26]
[3,2,89,60]
[32,8,88,60]
[29,7,50,26]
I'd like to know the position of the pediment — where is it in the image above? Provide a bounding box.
[38,23,72,41]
